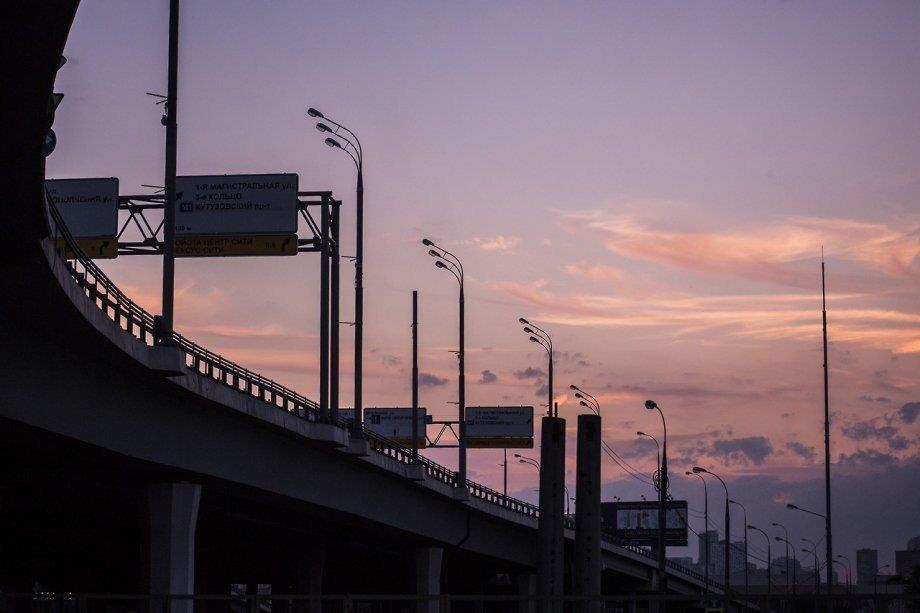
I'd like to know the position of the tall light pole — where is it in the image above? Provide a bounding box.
[159,0,180,346]
[310,107,363,435]
[776,536,797,595]
[875,564,890,597]
[647,400,668,599]
[694,467,729,597]
[802,538,820,594]
[422,239,466,486]
[520,319,554,417]
[516,456,572,515]
[729,500,749,598]
[748,524,772,597]
[687,471,710,594]
[821,256,834,597]
[773,522,791,594]
[836,555,851,596]
[637,431,661,477]
[833,559,849,595]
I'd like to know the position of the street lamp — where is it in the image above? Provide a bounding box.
[876,564,890,596]
[423,239,466,486]
[802,538,820,595]
[786,502,826,518]
[637,431,661,477]
[521,318,554,417]
[748,524,772,596]
[694,467,730,597]
[833,559,850,595]
[643,400,669,598]
[516,456,572,515]
[570,384,600,416]
[309,107,364,437]
[772,522,792,595]
[687,470,711,593]
[775,535,797,595]
[729,500,750,598]
[837,555,852,595]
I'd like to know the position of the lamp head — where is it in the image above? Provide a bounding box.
[529,336,540,343]
[428,249,441,258]
[307,107,324,118]
[786,503,798,510]
[324,137,340,148]
[775,536,783,542]
[645,400,658,410]
[519,317,530,325]
[518,459,527,464]
[772,522,780,527]
[523,326,534,334]
[692,466,706,474]
[514,453,522,458]
[579,400,590,409]
[637,431,646,436]
[435,261,448,269]
[574,392,584,399]
[315,122,330,133]
[422,238,434,247]
[746,524,756,530]
[685,471,693,475]
[569,384,579,391]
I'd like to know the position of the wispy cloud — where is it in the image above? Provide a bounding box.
[470,235,521,252]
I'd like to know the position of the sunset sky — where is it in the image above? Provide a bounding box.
[50,1,918,569]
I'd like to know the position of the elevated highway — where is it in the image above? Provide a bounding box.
[2,3,727,606]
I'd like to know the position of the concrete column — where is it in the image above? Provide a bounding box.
[295,547,326,613]
[517,572,538,613]
[574,414,602,613]
[415,546,444,613]
[148,483,201,613]
[538,416,566,613]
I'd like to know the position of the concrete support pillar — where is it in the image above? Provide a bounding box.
[517,572,538,613]
[295,547,326,613]
[415,546,444,613]
[574,414,602,613]
[538,416,566,613]
[148,483,201,613]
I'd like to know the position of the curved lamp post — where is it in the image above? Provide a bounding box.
[748,524,772,596]
[729,500,749,598]
[687,470,711,593]
[520,319,554,417]
[773,522,792,594]
[516,455,571,515]
[775,535,797,595]
[837,555,852,595]
[637,431,661,477]
[802,538,820,594]
[646,400,669,598]
[422,239,466,486]
[694,467,730,595]
[309,107,364,436]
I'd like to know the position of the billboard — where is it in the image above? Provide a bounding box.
[465,406,534,448]
[339,408,428,447]
[175,174,298,256]
[601,500,688,546]
[45,178,119,259]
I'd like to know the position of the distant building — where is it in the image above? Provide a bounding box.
[908,536,920,551]
[896,542,920,578]
[857,549,878,584]
[698,530,719,575]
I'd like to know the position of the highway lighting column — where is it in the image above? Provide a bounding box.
[694,467,729,599]
[687,471,710,594]
[159,0,179,346]
[837,555,851,596]
[310,108,364,434]
[730,500,749,598]
[638,431,661,478]
[803,538,820,595]
[822,257,834,595]
[748,525,772,597]
[423,239,466,485]
[773,522,791,594]
[776,536,797,596]
[521,319,554,417]
[648,401,668,599]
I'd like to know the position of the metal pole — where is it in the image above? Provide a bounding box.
[704,480,709,594]
[503,448,508,496]
[658,412,668,600]
[412,290,419,463]
[548,345,554,417]
[319,197,330,421]
[159,0,179,345]
[458,280,466,485]
[724,493,730,597]
[330,201,340,424]
[353,165,364,436]
[822,258,834,597]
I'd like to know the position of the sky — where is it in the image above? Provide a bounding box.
[50,1,919,571]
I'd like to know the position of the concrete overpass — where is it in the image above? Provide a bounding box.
[3,3,726,607]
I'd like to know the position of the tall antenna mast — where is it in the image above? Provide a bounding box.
[822,250,834,595]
